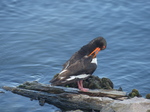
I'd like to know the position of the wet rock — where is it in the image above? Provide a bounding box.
[0,91,5,93]
[101,78,114,89]
[118,87,123,91]
[65,110,84,112]
[146,94,150,99]
[39,98,45,106]
[63,76,114,89]
[128,89,142,98]
[18,81,39,88]
[101,97,150,112]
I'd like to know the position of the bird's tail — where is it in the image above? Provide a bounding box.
[50,72,68,86]
[49,73,60,86]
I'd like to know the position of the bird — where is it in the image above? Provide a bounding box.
[50,37,107,92]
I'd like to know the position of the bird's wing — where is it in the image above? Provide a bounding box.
[62,52,82,70]
[50,56,97,86]
[66,56,93,74]
[62,44,90,69]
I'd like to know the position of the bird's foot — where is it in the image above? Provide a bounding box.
[79,87,89,92]
[77,80,89,92]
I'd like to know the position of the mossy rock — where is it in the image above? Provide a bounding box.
[0,91,5,93]
[118,87,123,91]
[84,76,102,89]
[63,75,114,89]
[146,94,150,99]
[101,78,114,89]
[128,89,142,98]
[17,81,39,89]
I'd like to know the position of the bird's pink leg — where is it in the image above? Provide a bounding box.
[77,80,89,92]
[77,81,82,89]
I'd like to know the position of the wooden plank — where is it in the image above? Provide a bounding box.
[2,81,127,111]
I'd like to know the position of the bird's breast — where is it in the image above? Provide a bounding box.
[91,58,97,65]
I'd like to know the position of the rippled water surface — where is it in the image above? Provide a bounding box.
[0,0,150,111]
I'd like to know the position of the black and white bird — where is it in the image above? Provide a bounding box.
[50,37,107,92]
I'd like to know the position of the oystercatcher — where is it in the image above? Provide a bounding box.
[50,37,107,92]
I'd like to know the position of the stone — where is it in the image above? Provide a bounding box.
[0,91,5,93]
[101,97,150,112]
[128,89,142,98]
[118,87,123,91]
[62,76,114,89]
[146,94,150,99]
[65,110,84,112]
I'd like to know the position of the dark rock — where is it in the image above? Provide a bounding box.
[39,98,45,106]
[101,78,114,89]
[0,91,5,93]
[84,76,102,89]
[146,94,150,99]
[65,110,84,112]
[63,76,114,89]
[118,87,123,91]
[128,89,142,98]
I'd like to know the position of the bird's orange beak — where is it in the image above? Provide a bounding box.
[88,47,101,57]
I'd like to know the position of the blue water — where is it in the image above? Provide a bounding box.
[0,0,150,111]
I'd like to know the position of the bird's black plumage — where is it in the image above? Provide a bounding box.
[62,37,107,69]
[50,55,96,86]
[50,37,107,89]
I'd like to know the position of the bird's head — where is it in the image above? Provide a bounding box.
[88,37,107,58]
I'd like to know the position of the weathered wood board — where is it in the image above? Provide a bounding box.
[3,81,127,111]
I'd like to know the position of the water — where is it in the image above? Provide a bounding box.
[0,0,150,111]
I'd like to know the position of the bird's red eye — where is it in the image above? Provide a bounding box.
[102,46,106,49]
